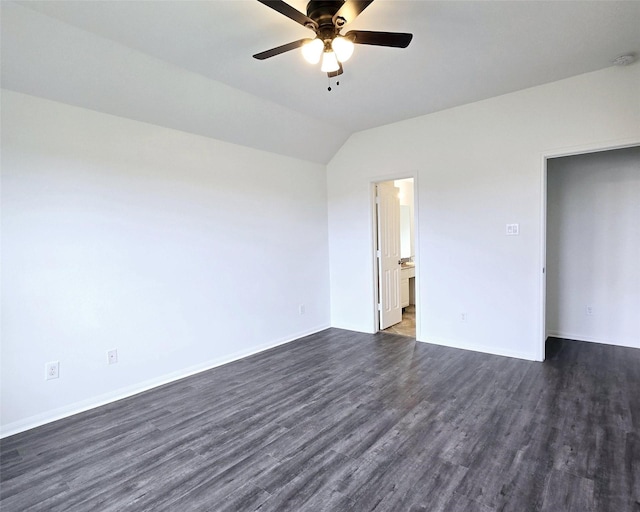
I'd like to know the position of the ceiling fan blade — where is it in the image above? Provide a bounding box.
[345,30,413,48]
[327,63,344,78]
[333,1,374,25]
[257,0,318,29]
[253,39,309,60]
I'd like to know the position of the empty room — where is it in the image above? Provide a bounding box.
[1,1,639,511]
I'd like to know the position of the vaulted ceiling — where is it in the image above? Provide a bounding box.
[2,1,639,163]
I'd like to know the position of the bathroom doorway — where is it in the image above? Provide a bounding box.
[374,177,417,338]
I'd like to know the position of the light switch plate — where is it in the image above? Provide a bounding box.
[506,223,519,236]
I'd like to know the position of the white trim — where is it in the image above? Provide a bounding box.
[538,137,640,362]
[547,331,639,350]
[538,153,547,362]
[334,325,376,335]
[412,173,421,341]
[542,138,640,160]
[370,182,380,333]
[0,324,330,438]
[417,337,538,362]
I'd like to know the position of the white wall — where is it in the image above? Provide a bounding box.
[546,146,640,348]
[327,65,640,360]
[1,90,330,436]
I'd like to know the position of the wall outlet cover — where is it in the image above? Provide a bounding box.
[46,361,60,380]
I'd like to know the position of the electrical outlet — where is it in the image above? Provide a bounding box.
[585,306,593,316]
[461,312,467,322]
[299,304,305,315]
[45,361,59,380]
[108,349,118,364]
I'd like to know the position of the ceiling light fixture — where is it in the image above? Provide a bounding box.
[254,0,413,82]
[331,36,355,63]
[303,35,354,69]
[321,50,340,73]
[302,38,323,64]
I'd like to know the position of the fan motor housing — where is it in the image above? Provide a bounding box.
[306,1,343,28]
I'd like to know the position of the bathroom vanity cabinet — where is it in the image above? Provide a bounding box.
[400,265,415,308]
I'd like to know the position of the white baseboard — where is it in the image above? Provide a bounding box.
[0,324,330,439]
[546,330,640,350]
[416,336,539,361]
[331,322,376,334]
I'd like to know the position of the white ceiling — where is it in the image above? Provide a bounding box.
[2,1,639,163]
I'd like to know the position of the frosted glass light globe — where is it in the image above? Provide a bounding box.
[332,36,354,63]
[301,38,323,64]
[321,51,340,72]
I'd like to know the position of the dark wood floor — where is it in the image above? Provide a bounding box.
[1,329,639,511]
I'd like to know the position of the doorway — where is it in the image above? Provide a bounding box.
[541,142,640,359]
[374,177,417,337]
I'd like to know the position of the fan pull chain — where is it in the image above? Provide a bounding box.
[327,76,341,92]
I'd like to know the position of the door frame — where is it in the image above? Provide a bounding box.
[371,173,420,337]
[538,137,639,361]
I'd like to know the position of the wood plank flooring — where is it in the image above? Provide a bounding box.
[1,329,639,511]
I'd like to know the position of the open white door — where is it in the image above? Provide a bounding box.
[377,182,402,330]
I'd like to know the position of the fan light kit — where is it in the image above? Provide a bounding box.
[254,0,413,88]
[301,35,354,71]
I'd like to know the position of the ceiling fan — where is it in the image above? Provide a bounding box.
[253,0,413,79]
